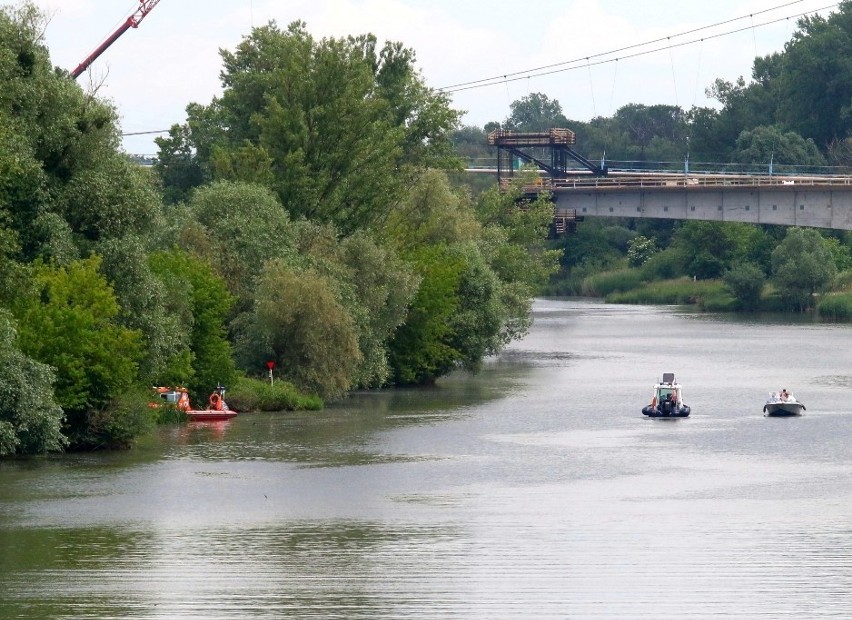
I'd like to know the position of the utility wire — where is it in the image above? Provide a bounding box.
[439,2,837,94]
[439,0,810,91]
[122,129,170,136]
[125,2,836,140]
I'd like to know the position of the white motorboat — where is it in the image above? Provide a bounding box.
[642,372,691,418]
[763,390,805,416]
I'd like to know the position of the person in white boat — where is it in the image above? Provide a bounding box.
[779,389,791,401]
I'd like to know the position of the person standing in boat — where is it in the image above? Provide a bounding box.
[780,389,790,401]
[208,386,226,411]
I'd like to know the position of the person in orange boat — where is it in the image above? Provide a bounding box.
[152,387,191,412]
[208,388,224,411]
[176,389,190,411]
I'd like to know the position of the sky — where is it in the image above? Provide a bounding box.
[34,0,839,155]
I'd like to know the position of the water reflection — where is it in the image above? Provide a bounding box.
[3,299,852,617]
[0,522,467,619]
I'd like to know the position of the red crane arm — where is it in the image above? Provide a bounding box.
[71,0,162,79]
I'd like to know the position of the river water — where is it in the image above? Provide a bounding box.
[3,298,852,618]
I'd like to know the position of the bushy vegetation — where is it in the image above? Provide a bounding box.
[226,377,323,413]
[0,4,557,455]
[816,293,852,320]
[0,311,65,456]
[723,262,766,309]
[581,269,645,297]
[559,220,845,314]
[606,278,731,307]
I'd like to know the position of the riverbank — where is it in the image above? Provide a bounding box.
[562,267,852,319]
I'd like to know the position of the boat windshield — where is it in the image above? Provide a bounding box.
[160,391,181,404]
[656,386,680,402]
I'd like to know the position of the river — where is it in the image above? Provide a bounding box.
[3,298,852,618]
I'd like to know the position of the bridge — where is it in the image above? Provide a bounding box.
[487,129,852,232]
[548,172,852,232]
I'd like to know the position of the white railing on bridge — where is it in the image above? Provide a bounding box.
[545,172,852,191]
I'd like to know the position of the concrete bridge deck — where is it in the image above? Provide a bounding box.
[537,172,852,231]
[486,128,852,231]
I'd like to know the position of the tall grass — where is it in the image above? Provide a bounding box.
[152,404,185,425]
[606,277,731,307]
[817,293,852,320]
[833,270,852,292]
[562,264,852,319]
[581,269,646,297]
[226,376,323,412]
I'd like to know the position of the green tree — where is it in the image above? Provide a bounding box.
[29,212,78,265]
[444,245,503,370]
[178,181,297,303]
[826,136,852,166]
[0,214,27,307]
[504,92,569,131]
[733,125,826,168]
[551,219,627,282]
[627,235,657,267]
[640,247,685,281]
[0,311,65,456]
[388,243,505,382]
[823,234,852,272]
[294,223,419,388]
[387,244,466,385]
[160,21,460,233]
[452,125,494,162]
[671,221,766,279]
[777,2,852,147]
[0,2,166,274]
[384,172,558,384]
[10,257,143,448]
[58,155,163,243]
[235,260,361,399]
[611,104,687,161]
[385,169,481,247]
[0,115,44,253]
[383,170,528,384]
[705,74,778,154]
[148,249,237,397]
[685,106,732,162]
[154,124,208,205]
[771,227,837,310]
[97,236,190,385]
[723,262,766,309]
[475,182,560,343]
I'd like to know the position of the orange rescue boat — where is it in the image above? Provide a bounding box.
[152,385,237,421]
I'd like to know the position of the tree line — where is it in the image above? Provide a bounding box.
[0,7,557,455]
[452,1,852,314]
[5,2,852,456]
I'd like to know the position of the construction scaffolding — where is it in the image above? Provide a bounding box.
[487,128,606,186]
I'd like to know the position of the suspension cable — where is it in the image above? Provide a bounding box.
[440,3,836,94]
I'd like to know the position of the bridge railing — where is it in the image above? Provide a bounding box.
[500,173,852,194]
[472,158,852,178]
[588,160,852,177]
[555,174,852,190]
